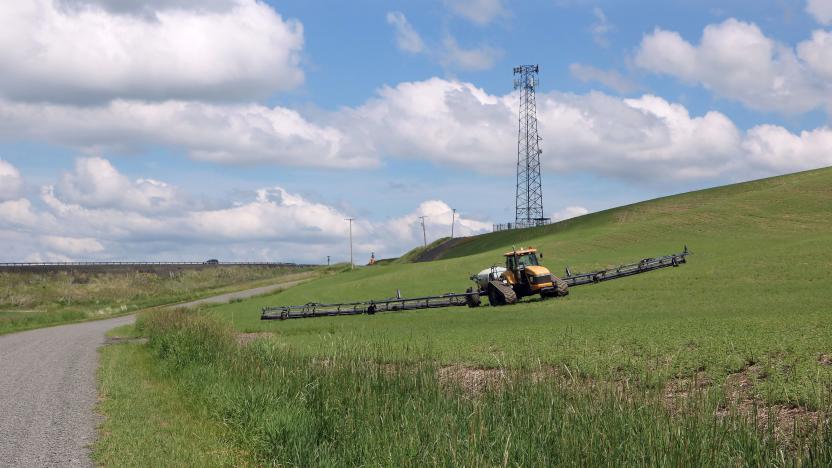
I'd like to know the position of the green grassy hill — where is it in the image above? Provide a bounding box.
[113,167,832,465]
[208,167,832,405]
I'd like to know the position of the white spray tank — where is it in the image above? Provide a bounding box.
[471,266,507,290]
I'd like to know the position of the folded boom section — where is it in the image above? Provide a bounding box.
[563,248,688,287]
[261,292,477,320]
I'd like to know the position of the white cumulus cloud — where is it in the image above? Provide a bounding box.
[796,30,832,80]
[186,187,355,243]
[39,235,105,256]
[56,157,182,213]
[383,200,490,246]
[0,159,23,201]
[635,18,832,114]
[0,0,304,104]
[340,78,513,170]
[807,0,832,24]
[742,125,832,174]
[0,99,368,169]
[0,78,830,183]
[0,199,50,229]
[0,157,491,262]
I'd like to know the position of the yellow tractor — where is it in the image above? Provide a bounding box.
[471,247,569,306]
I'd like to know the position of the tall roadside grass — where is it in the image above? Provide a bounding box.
[0,266,313,334]
[0,310,89,335]
[136,310,831,466]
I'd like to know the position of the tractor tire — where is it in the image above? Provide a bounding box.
[554,277,569,297]
[487,280,517,306]
[465,287,481,308]
[487,286,503,306]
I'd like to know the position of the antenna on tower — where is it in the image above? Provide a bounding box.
[513,64,548,228]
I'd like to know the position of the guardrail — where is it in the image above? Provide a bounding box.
[0,261,316,273]
[0,261,306,267]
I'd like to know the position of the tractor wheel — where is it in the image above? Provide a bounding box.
[554,277,569,297]
[487,280,517,306]
[487,284,503,306]
[465,287,481,308]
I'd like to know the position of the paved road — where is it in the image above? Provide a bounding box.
[0,315,135,467]
[0,275,311,467]
[175,277,312,309]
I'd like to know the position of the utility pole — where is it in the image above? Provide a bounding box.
[326,255,330,266]
[451,208,457,238]
[345,218,354,270]
[418,216,427,249]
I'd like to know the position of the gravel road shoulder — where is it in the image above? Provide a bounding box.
[0,315,135,467]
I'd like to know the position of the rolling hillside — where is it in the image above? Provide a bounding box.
[424,166,832,262]
[208,167,832,403]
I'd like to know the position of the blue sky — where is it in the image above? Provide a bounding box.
[0,0,831,263]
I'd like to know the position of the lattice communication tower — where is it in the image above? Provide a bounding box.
[513,64,548,227]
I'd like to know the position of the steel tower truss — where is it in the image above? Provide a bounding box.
[513,64,547,227]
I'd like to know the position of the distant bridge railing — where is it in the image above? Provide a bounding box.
[0,261,315,272]
[0,261,307,267]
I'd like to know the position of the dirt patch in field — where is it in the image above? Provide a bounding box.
[437,365,509,395]
[720,363,822,441]
[436,365,567,396]
[236,332,274,346]
[717,402,823,442]
[434,364,639,399]
[818,354,832,366]
[723,363,765,399]
[662,371,713,411]
[660,363,826,442]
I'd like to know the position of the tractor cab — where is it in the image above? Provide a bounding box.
[495,247,568,300]
[505,248,540,271]
[501,247,548,288]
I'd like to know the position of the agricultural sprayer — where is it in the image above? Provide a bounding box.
[260,246,690,320]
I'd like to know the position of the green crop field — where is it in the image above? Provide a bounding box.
[102,167,832,466]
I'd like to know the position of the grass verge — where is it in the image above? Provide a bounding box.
[95,341,248,467]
